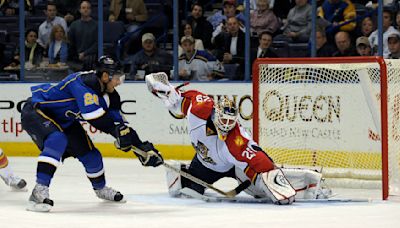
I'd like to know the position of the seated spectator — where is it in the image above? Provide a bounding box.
[396,10,400,30]
[388,33,400,59]
[109,0,148,33]
[0,0,34,16]
[48,24,68,65]
[317,0,357,34]
[68,0,98,71]
[129,33,173,80]
[186,2,213,50]
[274,0,311,43]
[37,2,68,50]
[54,0,80,26]
[369,8,400,57]
[178,22,204,56]
[333,31,357,56]
[250,31,277,64]
[355,36,372,56]
[208,0,245,40]
[359,16,375,37]
[272,0,296,19]
[10,29,44,68]
[213,17,245,80]
[313,28,336,57]
[178,36,224,81]
[250,0,280,36]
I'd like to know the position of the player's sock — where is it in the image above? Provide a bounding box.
[78,149,106,189]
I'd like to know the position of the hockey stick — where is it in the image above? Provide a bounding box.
[131,147,250,198]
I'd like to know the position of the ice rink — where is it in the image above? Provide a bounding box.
[1,157,399,228]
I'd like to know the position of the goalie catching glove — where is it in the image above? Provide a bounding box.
[133,141,164,167]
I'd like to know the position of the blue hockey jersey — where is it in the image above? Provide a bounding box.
[30,71,124,128]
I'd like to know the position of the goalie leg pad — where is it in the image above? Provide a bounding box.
[281,168,332,199]
[255,169,296,205]
[165,160,187,197]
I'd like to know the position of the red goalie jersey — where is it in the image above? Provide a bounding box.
[178,90,275,182]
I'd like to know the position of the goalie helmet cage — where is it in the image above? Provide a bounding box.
[252,57,400,200]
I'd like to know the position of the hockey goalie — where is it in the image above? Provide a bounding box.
[145,72,331,204]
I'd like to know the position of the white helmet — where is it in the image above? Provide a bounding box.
[213,97,238,139]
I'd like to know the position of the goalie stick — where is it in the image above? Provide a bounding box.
[180,187,372,204]
[131,147,250,197]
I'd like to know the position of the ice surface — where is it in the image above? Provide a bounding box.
[1,157,399,228]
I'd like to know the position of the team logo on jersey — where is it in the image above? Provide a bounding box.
[42,121,51,128]
[192,141,216,165]
[84,93,99,106]
[234,136,245,147]
[206,127,215,136]
[65,110,83,120]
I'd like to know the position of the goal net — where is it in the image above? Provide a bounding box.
[252,57,400,200]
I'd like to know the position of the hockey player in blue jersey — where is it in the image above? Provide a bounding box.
[21,56,163,212]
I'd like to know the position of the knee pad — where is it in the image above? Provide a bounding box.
[77,149,104,175]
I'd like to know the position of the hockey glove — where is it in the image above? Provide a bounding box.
[114,124,141,152]
[134,141,164,167]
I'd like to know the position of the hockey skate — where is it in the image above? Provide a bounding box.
[1,174,27,191]
[94,186,126,203]
[26,183,54,212]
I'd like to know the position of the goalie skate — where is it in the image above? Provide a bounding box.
[1,174,27,191]
[94,186,126,203]
[26,184,54,212]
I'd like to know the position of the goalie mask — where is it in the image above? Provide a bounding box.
[213,97,238,140]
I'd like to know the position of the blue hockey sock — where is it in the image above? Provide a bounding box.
[78,149,105,190]
[36,131,67,186]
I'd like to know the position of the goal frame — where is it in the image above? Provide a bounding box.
[252,57,389,200]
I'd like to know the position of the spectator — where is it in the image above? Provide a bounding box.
[396,10,400,29]
[54,0,80,26]
[178,22,204,56]
[208,0,245,32]
[250,0,281,36]
[318,0,357,34]
[0,0,34,16]
[369,8,400,57]
[178,36,224,81]
[129,33,173,80]
[10,29,44,68]
[314,28,336,57]
[109,0,148,33]
[359,16,375,37]
[275,0,311,43]
[388,33,400,59]
[332,31,357,56]
[37,2,68,50]
[250,31,277,64]
[272,0,296,19]
[186,2,213,50]
[355,36,372,56]
[68,0,98,71]
[48,24,68,64]
[213,17,245,80]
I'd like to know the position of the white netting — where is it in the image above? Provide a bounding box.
[254,58,400,198]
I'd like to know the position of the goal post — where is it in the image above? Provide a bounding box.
[252,57,400,200]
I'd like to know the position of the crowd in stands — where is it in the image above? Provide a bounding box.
[1,0,400,82]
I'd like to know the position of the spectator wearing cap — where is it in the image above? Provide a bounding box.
[250,0,280,36]
[179,36,224,81]
[388,33,400,59]
[332,31,357,57]
[68,0,98,71]
[355,36,371,56]
[186,2,214,50]
[129,33,173,80]
[178,22,204,56]
[369,8,400,57]
[208,0,245,39]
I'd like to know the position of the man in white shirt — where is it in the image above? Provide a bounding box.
[37,2,67,49]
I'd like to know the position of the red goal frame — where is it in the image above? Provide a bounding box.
[252,57,389,200]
